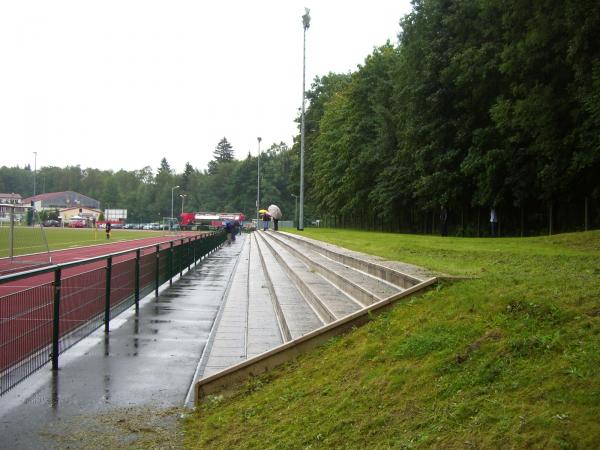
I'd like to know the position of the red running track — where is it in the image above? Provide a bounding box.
[0,233,204,377]
[0,234,196,296]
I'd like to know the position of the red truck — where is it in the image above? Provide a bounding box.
[180,212,246,231]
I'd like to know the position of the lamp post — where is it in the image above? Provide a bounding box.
[292,194,298,228]
[179,194,187,214]
[299,7,310,231]
[33,152,37,197]
[257,137,262,223]
[170,185,179,230]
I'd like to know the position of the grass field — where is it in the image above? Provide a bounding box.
[0,226,165,258]
[184,229,600,448]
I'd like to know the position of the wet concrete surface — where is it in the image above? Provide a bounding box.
[0,238,245,450]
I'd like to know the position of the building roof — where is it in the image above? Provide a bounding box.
[60,207,102,213]
[22,191,100,208]
[0,193,23,199]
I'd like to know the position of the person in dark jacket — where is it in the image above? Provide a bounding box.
[232,220,240,241]
[225,221,233,245]
[440,206,448,237]
[105,222,112,239]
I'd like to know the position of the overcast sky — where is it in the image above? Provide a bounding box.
[0,1,413,174]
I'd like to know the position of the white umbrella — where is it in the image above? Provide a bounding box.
[267,204,282,220]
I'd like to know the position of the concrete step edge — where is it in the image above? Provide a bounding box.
[277,231,423,288]
[266,231,385,307]
[194,276,438,404]
[252,233,292,342]
[255,231,336,324]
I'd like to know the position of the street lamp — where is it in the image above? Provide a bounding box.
[257,137,262,223]
[291,194,298,228]
[299,7,310,231]
[179,194,187,214]
[170,185,179,230]
[33,152,37,197]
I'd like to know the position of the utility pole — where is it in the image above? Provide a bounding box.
[257,137,262,223]
[299,8,310,231]
[292,194,298,228]
[170,185,179,230]
[33,152,37,197]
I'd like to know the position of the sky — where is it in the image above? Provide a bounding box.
[0,1,414,174]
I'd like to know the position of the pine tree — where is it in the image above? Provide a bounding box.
[213,137,234,163]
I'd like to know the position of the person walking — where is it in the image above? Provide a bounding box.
[490,208,498,237]
[262,212,270,231]
[225,221,233,245]
[232,220,239,241]
[105,222,112,240]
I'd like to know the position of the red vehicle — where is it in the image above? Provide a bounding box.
[69,219,86,228]
[180,212,245,231]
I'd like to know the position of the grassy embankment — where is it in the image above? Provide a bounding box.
[185,229,600,449]
[0,226,165,257]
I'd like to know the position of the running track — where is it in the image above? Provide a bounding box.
[0,233,200,297]
[0,232,207,379]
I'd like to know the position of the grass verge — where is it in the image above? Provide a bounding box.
[184,229,600,449]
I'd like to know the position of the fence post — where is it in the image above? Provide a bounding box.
[104,256,112,333]
[155,244,160,297]
[193,237,197,267]
[52,268,62,370]
[188,237,192,271]
[135,249,140,310]
[180,239,184,277]
[169,241,174,285]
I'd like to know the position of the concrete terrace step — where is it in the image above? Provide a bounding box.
[189,230,436,404]
[198,234,282,378]
[257,231,362,322]
[253,232,324,340]
[266,231,402,305]
[246,233,284,357]
[276,231,425,289]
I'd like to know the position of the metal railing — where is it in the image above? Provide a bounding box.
[0,231,226,395]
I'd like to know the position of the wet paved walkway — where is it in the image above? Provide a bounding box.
[0,236,245,450]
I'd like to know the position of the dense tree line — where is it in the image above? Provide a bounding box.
[306,0,600,235]
[2,0,598,235]
[0,138,299,224]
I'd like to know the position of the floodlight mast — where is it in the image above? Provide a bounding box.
[180,194,187,214]
[257,137,262,223]
[170,185,179,230]
[299,7,310,231]
[33,152,37,197]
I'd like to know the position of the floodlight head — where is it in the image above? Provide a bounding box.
[257,137,262,143]
[302,8,311,30]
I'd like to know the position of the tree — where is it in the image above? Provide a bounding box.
[208,137,235,175]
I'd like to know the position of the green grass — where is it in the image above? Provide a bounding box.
[0,226,164,257]
[184,229,600,449]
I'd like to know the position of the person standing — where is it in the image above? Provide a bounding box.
[440,206,448,237]
[232,220,239,241]
[262,212,270,231]
[225,221,233,245]
[106,222,112,240]
[490,208,498,237]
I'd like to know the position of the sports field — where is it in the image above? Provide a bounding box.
[0,226,168,258]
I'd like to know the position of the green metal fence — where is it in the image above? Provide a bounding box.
[0,231,226,395]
